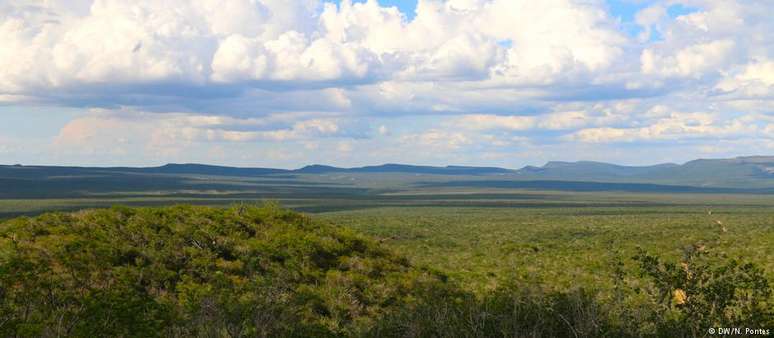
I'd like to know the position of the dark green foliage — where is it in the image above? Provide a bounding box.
[633,247,774,336]
[367,283,625,338]
[1,204,771,337]
[367,254,773,338]
[0,204,447,337]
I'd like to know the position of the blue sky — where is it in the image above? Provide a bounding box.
[0,0,772,168]
[333,0,697,24]
[334,0,418,19]
[332,1,699,38]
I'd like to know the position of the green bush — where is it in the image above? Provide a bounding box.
[0,204,448,337]
[367,283,626,338]
[367,249,774,338]
[633,246,773,336]
[1,204,771,337]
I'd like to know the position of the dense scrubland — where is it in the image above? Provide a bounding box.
[321,206,774,291]
[1,204,771,337]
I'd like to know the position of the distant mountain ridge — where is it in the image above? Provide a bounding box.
[296,163,513,175]
[520,161,680,178]
[2,156,773,189]
[0,162,515,177]
[511,156,774,188]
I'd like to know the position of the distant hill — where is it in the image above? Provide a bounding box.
[0,163,512,178]
[296,163,513,175]
[512,156,774,188]
[517,161,679,179]
[0,163,288,179]
[120,163,288,176]
[0,204,453,336]
[296,156,774,188]
[1,156,773,198]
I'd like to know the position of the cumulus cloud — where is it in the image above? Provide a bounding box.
[641,39,735,78]
[0,0,627,103]
[454,114,536,131]
[715,60,774,98]
[638,1,773,83]
[51,109,350,161]
[567,112,761,143]
[399,129,472,151]
[451,111,592,132]
[2,0,774,167]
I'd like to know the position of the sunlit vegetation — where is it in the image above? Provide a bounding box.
[0,204,450,336]
[320,206,774,291]
[1,204,771,337]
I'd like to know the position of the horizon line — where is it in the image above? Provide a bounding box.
[2,155,772,171]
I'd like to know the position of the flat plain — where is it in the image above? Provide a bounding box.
[2,164,773,335]
[3,178,773,294]
[2,162,774,291]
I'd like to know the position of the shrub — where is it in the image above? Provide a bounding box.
[1,205,771,337]
[633,246,774,336]
[0,204,449,337]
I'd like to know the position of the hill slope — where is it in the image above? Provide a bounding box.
[0,204,450,337]
[513,156,774,187]
[1,205,771,337]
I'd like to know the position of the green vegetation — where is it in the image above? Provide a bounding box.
[633,248,772,335]
[320,206,774,291]
[2,159,774,336]
[0,204,449,337]
[1,204,772,337]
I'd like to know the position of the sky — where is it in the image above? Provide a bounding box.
[0,0,773,169]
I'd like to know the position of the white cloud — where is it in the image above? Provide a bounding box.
[715,59,774,98]
[258,118,341,141]
[2,0,774,167]
[635,4,666,42]
[0,0,627,103]
[336,140,354,153]
[637,1,774,84]
[52,109,346,160]
[567,112,761,143]
[452,110,593,132]
[538,111,589,130]
[454,114,536,131]
[568,127,630,143]
[735,61,774,86]
[641,40,734,78]
[399,129,472,151]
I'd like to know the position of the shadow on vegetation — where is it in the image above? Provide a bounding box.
[1,204,771,337]
[417,180,774,194]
